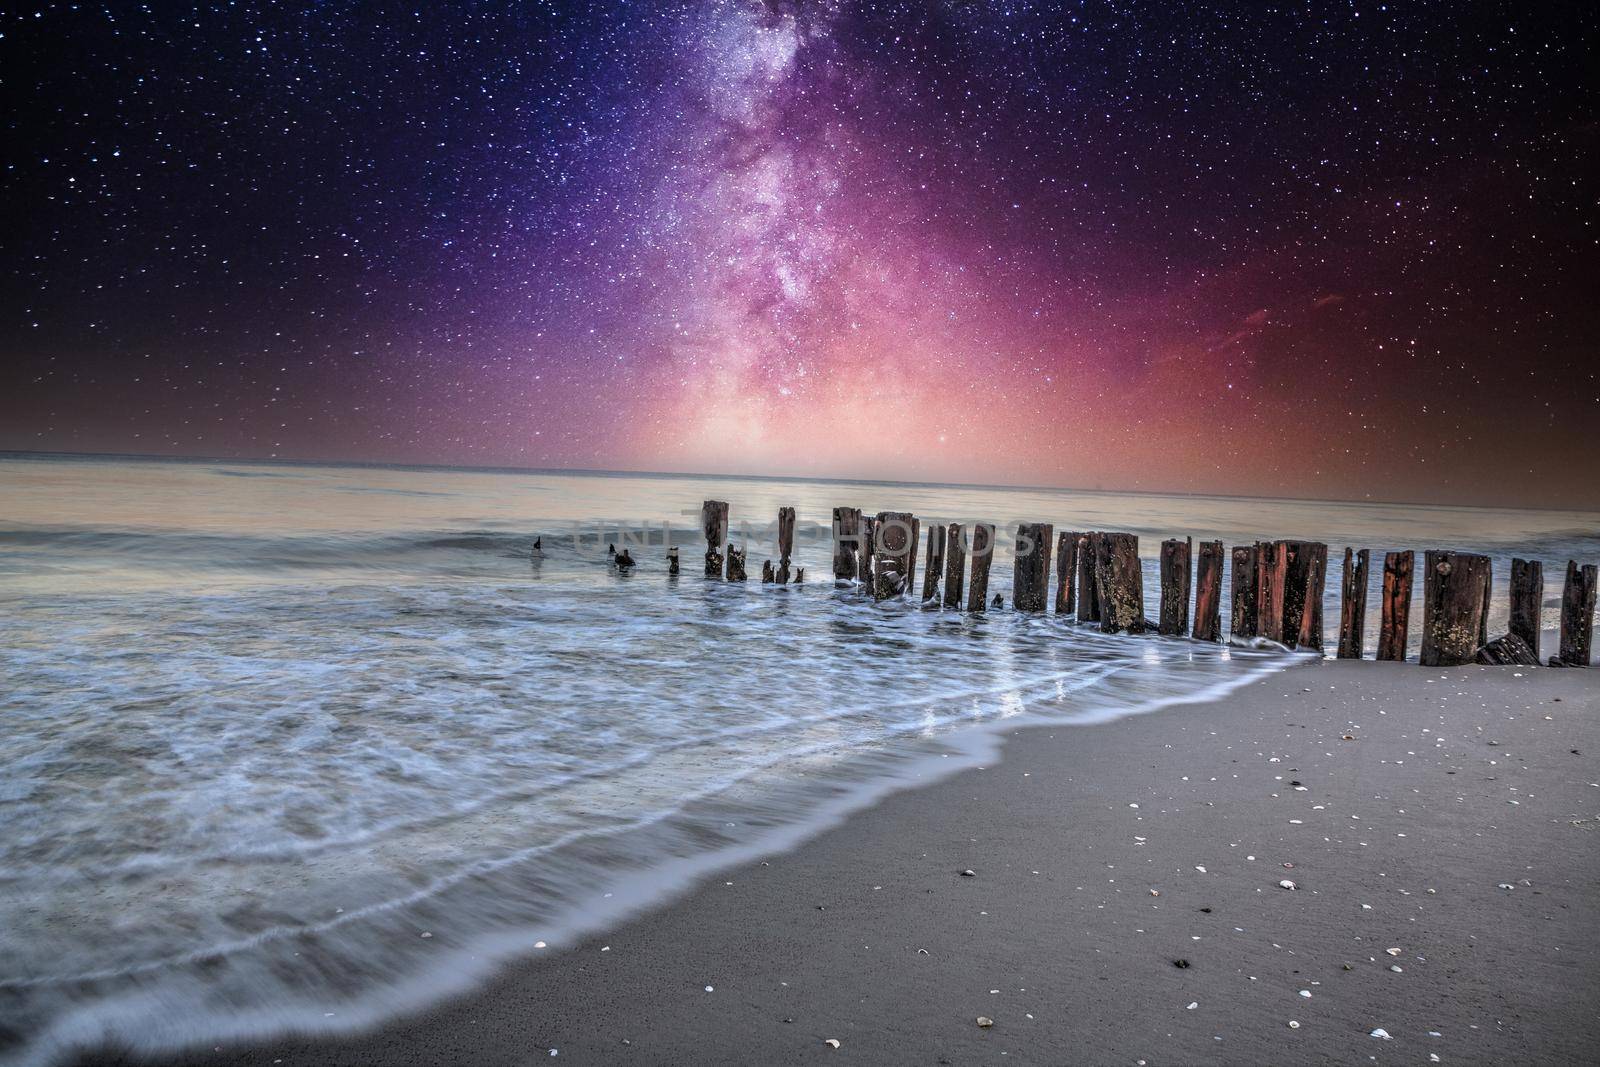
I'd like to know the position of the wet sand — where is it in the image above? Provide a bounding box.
[83,659,1600,1066]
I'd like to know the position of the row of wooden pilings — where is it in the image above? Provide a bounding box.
[691,501,1597,668]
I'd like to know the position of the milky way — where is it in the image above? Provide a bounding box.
[3,1,1596,504]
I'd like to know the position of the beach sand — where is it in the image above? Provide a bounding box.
[82,660,1600,1066]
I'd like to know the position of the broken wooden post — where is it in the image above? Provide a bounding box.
[906,516,922,598]
[1254,540,1287,644]
[922,523,946,603]
[1337,547,1370,659]
[966,523,995,612]
[857,515,877,589]
[776,507,796,584]
[1093,532,1144,634]
[1230,543,1259,638]
[701,500,729,578]
[1376,550,1414,661]
[667,546,680,576]
[1055,530,1080,615]
[832,507,861,582]
[1012,523,1053,612]
[1557,560,1597,667]
[942,523,966,610]
[1419,551,1492,667]
[726,544,748,582]
[873,512,917,600]
[757,558,772,583]
[1476,633,1539,666]
[1158,537,1191,636]
[1076,532,1101,622]
[1192,541,1224,642]
[1508,558,1543,661]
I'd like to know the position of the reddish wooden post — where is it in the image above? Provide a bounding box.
[1094,532,1145,634]
[1508,558,1543,661]
[832,507,861,582]
[1420,551,1493,667]
[1230,543,1259,638]
[1013,523,1054,612]
[1192,540,1224,642]
[873,512,917,600]
[1255,541,1287,643]
[966,523,995,612]
[922,523,947,603]
[1158,537,1192,636]
[1284,541,1328,652]
[1337,547,1370,659]
[1376,550,1414,661]
[776,507,796,584]
[702,500,729,578]
[1076,532,1102,622]
[1055,530,1080,615]
[1557,560,1597,667]
[943,523,966,610]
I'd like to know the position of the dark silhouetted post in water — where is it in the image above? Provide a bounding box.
[1286,541,1328,652]
[1093,532,1144,634]
[1337,547,1370,659]
[873,512,917,600]
[726,544,748,581]
[905,516,922,598]
[1192,540,1224,642]
[1377,550,1414,661]
[701,500,729,578]
[667,546,680,576]
[1077,533,1101,622]
[776,507,796,584]
[1055,530,1080,615]
[1231,543,1259,639]
[1509,558,1543,660]
[832,507,861,582]
[1557,560,1597,667]
[922,523,946,603]
[1012,523,1053,612]
[857,515,877,590]
[966,523,995,612]
[1158,537,1192,636]
[943,523,966,610]
[1255,541,1287,644]
[1420,551,1492,667]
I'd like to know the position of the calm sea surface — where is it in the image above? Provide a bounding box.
[2,454,1596,1065]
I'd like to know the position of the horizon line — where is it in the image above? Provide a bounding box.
[1,447,1595,517]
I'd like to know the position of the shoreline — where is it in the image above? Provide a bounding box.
[72,660,1600,1065]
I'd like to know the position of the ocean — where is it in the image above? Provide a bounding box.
[2,453,1596,1066]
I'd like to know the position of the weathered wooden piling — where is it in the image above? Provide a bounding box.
[922,523,946,603]
[1509,558,1543,660]
[1253,540,1327,650]
[1076,533,1101,622]
[1013,523,1054,612]
[1092,532,1144,634]
[667,546,680,576]
[1376,550,1414,661]
[1158,537,1192,636]
[1055,530,1080,615]
[1557,560,1597,667]
[726,544,748,582]
[832,507,861,582]
[943,523,967,609]
[857,515,878,590]
[966,523,995,613]
[1192,540,1224,642]
[1254,541,1287,643]
[1337,547,1370,659]
[1230,543,1259,638]
[1419,551,1492,667]
[702,500,729,578]
[776,507,796,584]
[758,558,772,583]
[906,516,922,599]
[873,512,918,600]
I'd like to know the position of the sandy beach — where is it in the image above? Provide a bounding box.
[74,658,1600,1066]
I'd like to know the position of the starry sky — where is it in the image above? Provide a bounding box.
[3,1,1597,506]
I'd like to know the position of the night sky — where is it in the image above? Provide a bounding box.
[3,2,1596,506]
